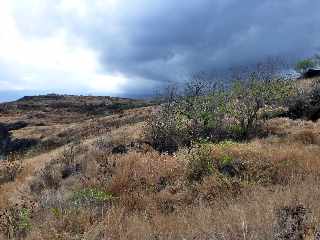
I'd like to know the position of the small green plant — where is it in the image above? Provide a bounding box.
[186,144,216,182]
[18,208,32,233]
[220,154,233,167]
[217,140,237,149]
[50,207,62,219]
[71,188,113,206]
[0,207,32,239]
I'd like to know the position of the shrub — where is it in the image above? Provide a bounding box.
[145,104,192,153]
[186,144,216,182]
[30,144,87,194]
[295,58,316,75]
[38,163,62,190]
[287,80,320,121]
[145,67,294,152]
[0,157,23,184]
[228,77,294,139]
[0,207,32,239]
[71,188,113,206]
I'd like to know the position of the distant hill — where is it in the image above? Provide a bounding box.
[0,94,153,126]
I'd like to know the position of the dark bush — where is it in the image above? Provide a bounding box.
[111,145,128,154]
[287,80,320,121]
[145,105,192,153]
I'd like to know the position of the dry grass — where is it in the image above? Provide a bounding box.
[2,107,320,239]
[0,157,23,185]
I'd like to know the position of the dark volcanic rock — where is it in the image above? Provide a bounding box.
[0,124,11,157]
[112,144,128,154]
[219,159,245,178]
[304,68,320,78]
[9,138,39,153]
[61,163,81,179]
[0,123,38,157]
[4,121,28,131]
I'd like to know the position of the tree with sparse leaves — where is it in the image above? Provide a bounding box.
[295,58,316,75]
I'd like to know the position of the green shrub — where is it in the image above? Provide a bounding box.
[186,145,216,182]
[227,78,294,139]
[216,140,237,149]
[71,188,113,206]
[220,154,233,166]
[0,207,32,239]
[145,66,294,152]
[17,208,31,233]
[295,58,316,74]
[145,104,192,153]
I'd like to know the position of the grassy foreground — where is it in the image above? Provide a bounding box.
[1,79,320,239]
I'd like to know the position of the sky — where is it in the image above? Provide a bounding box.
[0,0,320,102]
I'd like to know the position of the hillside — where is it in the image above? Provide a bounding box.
[1,78,320,240]
[0,95,153,158]
[0,94,151,125]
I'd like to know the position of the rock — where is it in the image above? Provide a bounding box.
[111,144,128,154]
[9,138,39,153]
[219,159,245,178]
[61,163,81,179]
[4,121,28,131]
[0,124,11,157]
[61,167,74,179]
[220,165,238,177]
[1,122,39,157]
[303,68,320,78]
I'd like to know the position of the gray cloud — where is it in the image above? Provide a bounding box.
[4,0,320,97]
[80,1,320,82]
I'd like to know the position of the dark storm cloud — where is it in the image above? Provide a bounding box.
[8,0,320,96]
[76,0,320,86]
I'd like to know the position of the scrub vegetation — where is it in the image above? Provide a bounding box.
[1,65,320,239]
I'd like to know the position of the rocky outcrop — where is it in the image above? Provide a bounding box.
[0,124,11,158]
[304,68,320,78]
[4,121,28,131]
[0,123,38,158]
